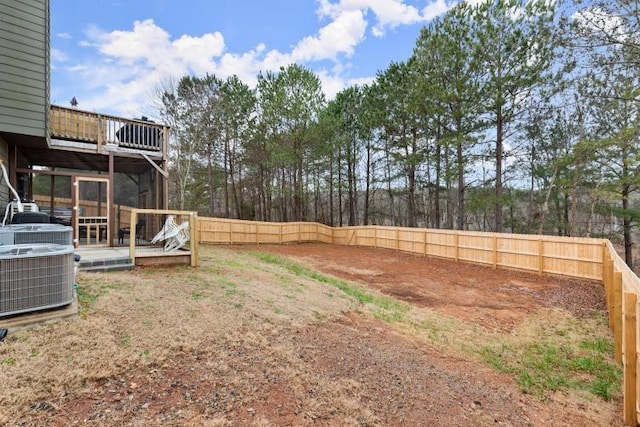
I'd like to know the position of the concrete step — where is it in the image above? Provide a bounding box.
[80,263,134,273]
[79,256,134,273]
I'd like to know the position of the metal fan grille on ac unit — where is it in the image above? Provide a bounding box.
[0,224,73,246]
[0,244,75,317]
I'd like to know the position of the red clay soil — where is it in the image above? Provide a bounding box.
[241,243,606,331]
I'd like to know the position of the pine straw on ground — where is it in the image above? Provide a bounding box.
[0,245,622,426]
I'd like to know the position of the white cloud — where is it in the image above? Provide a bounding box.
[317,70,375,99]
[95,19,225,71]
[421,0,450,21]
[171,33,226,74]
[572,7,629,43]
[216,46,271,87]
[51,48,68,63]
[292,9,367,61]
[318,0,451,37]
[317,70,349,99]
[56,1,447,115]
[64,16,366,114]
[56,32,72,39]
[461,0,489,7]
[65,20,227,114]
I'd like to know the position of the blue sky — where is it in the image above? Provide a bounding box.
[51,0,452,118]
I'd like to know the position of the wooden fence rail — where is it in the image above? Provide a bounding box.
[197,216,639,425]
[198,218,604,280]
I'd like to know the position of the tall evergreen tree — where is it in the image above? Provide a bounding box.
[256,64,325,221]
[373,61,425,227]
[472,0,557,232]
[414,3,484,230]
[219,76,256,219]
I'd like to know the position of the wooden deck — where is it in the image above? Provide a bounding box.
[50,105,168,153]
[76,246,193,270]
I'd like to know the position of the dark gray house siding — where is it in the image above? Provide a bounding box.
[0,0,49,138]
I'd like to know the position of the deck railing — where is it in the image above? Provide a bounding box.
[49,105,167,153]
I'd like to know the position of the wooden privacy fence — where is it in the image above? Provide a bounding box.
[198,218,604,280]
[198,216,640,425]
[603,241,640,425]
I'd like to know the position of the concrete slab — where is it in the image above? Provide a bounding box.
[0,295,78,332]
[76,246,195,270]
[76,247,130,262]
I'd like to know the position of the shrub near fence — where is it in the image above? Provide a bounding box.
[197,216,640,426]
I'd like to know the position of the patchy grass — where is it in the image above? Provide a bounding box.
[249,251,409,322]
[76,277,130,318]
[478,313,620,400]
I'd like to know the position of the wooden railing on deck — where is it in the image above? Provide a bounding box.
[49,105,167,152]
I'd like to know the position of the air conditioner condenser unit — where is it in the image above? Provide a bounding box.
[0,244,75,317]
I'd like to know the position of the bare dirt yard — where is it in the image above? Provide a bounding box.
[0,243,623,426]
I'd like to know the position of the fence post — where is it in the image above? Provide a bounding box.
[454,231,459,262]
[602,251,609,299]
[96,114,104,153]
[423,229,427,257]
[129,210,137,265]
[396,229,400,251]
[603,254,613,329]
[614,271,623,364]
[538,239,544,276]
[636,299,640,427]
[197,216,202,244]
[374,227,378,248]
[255,223,259,244]
[623,292,637,425]
[190,213,199,267]
[279,223,282,245]
[602,241,608,284]
[492,234,498,269]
